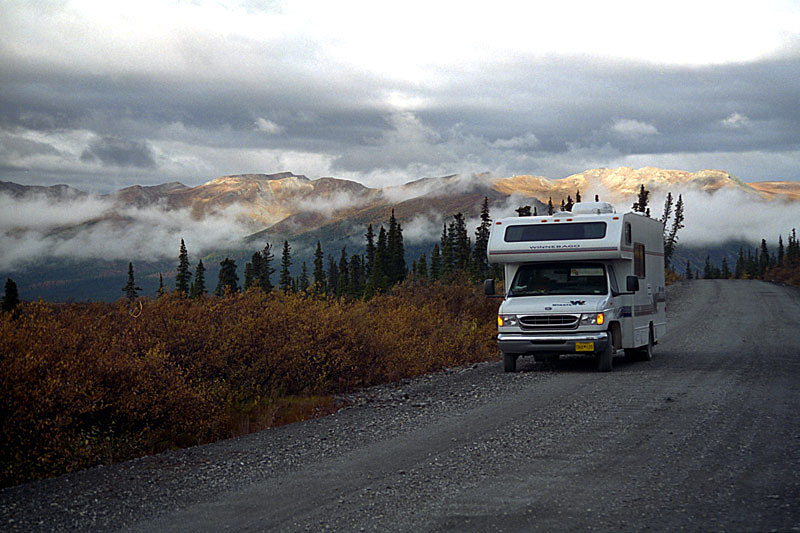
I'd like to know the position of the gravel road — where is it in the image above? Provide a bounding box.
[2,279,800,532]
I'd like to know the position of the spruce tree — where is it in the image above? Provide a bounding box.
[564,195,574,212]
[190,260,206,297]
[312,242,326,294]
[258,243,275,292]
[515,205,531,217]
[364,224,375,275]
[685,260,693,280]
[575,190,582,203]
[122,262,142,301]
[778,235,785,266]
[327,256,338,296]
[703,255,713,279]
[560,198,566,211]
[299,261,310,292]
[157,273,167,297]
[440,223,453,275]
[721,257,731,279]
[176,239,191,294]
[450,213,470,272]
[547,197,554,215]
[347,254,364,297]
[759,239,770,278]
[632,184,650,215]
[387,210,406,285]
[373,226,389,290]
[430,243,441,280]
[663,194,684,267]
[473,197,492,280]
[215,258,239,296]
[1,278,20,313]
[337,247,349,297]
[418,253,428,279]
[279,240,293,293]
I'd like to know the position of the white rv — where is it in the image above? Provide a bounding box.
[484,202,666,372]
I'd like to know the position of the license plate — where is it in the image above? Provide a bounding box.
[575,342,594,352]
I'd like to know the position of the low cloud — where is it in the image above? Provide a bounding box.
[0,192,252,271]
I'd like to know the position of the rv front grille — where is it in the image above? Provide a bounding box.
[518,314,580,330]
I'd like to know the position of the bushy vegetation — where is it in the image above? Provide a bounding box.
[0,280,500,487]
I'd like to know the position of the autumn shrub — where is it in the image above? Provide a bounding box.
[0,281,501,486]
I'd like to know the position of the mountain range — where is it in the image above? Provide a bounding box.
[2,166,799,301]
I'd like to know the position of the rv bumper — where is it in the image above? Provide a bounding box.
[498,331,609,355]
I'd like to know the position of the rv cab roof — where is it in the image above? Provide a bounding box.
[571,202,616,215]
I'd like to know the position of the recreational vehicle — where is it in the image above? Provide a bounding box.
[484,202,666,372]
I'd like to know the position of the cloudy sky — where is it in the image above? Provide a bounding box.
[1,0,799,193]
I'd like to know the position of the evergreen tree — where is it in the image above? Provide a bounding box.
[279,240,293,293]
[575,190,582,203]
[175,239,192,294]
[703,255,713,279]
[533,206,538,216]
[594,194,599,202]
[215,258,239,296]
[632,184,650,215]
[759,239,770,278]
[190,260,206,297]
[663,194,684,267]
[245,244,275,291]
[735,248,744,279]
[298,261,310,292]
[547,197,554,215]
[337,247,349,298]
[347,254,364,297]
[778,235,785,266]
[660,192,673,229]
[327,256,338,297]
[387,210,406,285]
[430,243,441,280]
[788,229,800,265]
[1,278,20,313]
[685,260,693,280]
[122,262,142,300]
[364,224,375,275]
[313,242,326,294]
[515,205,531,217]
[373,226,389,290]
[564,195,574,212]
[721,257,731,279]
[450,213,471,272]
[418,253,428,279]
[439,223,453,275]
[157,273,167,297]
[473,197,492,280]
[560,198,566,211]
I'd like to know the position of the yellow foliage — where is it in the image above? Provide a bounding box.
[0,281,500,486]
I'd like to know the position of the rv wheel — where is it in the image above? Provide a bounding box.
[502,353,518,373]
[597,341,613,372]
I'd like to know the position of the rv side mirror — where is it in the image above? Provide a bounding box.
[626,275,640,292]
[484,278,496,296]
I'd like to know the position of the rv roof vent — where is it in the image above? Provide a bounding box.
[571,201,615,215]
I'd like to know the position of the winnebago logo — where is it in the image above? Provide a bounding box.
[552,300,586,306]
[528,243,580,250]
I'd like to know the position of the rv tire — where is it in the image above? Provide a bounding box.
[502,353,517,373]
[597,340,613,372]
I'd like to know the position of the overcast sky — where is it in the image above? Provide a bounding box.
[1,0,799,193]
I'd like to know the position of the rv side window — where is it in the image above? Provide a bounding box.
[624,223,632,245]
[634,243,646,278]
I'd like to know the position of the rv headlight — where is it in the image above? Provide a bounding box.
[498,315,518,327]
[580,312,605,326]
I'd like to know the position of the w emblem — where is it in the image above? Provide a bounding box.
[570,300,586,305]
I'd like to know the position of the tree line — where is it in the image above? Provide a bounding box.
[118,201,506,302]
[684,229,800,281]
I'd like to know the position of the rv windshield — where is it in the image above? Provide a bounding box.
[508,262,608,297]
